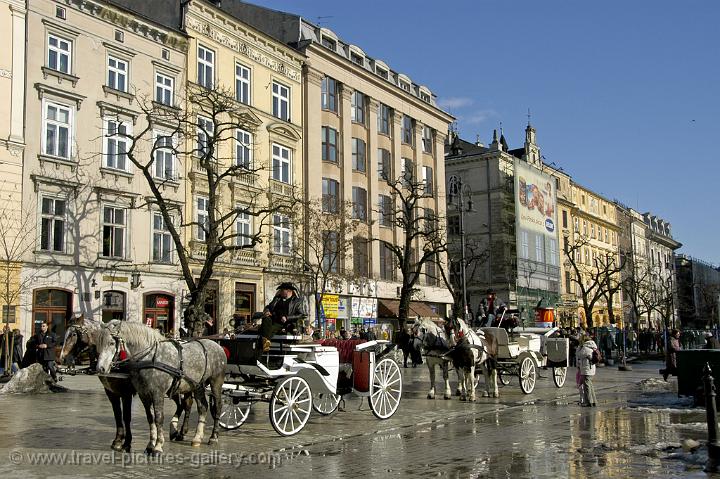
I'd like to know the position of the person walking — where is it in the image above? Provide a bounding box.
[704,331,720,349]
[661,329,681,381]
[34,322,58,383]
[575,338,599,407]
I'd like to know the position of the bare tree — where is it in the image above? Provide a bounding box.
[0,201,38,371]
[598,252,627,326]
[622,256,654,329]
[563,234,624,329]
[376,170,447,328]
[292,198,360,329]
[439,238,489,320]
[115,85,299,336]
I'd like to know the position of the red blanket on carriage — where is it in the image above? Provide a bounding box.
[320,339,366,364]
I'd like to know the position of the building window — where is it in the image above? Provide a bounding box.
[565,271,572,293]
[197,45,214,89]
[350,52,364,65]
[273,213,291,255]
[378,103,391,135]
[155,73,174,106]
[536,236,546,263]
[321,36,337,51]
[352,187,367,221]
[196,196,209,242]
[235,129,252,169]
[591,223,595,239]
[321,126,338,163]
[562,210,568,229]
[321,76,338,112]
[352,138,366,172]
[583,220,587,236]
[153,133,175,180]
[47,34,71,74]
[353,237,369,277]
[322,231,340,273]
[378,194,393,227]
[43,102,72,159]
[322,178,339,214]
[422,166,434,196]
[102,206,126,258]
[197,116,214,157]
[422,125,433,153]
[2,305,17,324]
[605,228,609,243]
[104,119,130,171]
[426,255,438,286]
[377,148,391,181]
[271,143,291,183]
[520,231,529,259]
[447,215,460,235]
[401,158,414,186]
[235,63,251,105]
[376,66,388,79]
[351,91,366,124]
[574,217,579,232]
[235,208,252,247]
[272,81,290,121]
[107,56,128,92]
[402,115,414,146]
[380,241,394,280]
[152,213,172,263]
[40,197,66,252]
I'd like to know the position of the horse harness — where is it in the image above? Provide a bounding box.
[109,329,209,398]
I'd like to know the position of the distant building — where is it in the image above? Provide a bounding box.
[675,254,720,328]
[445,125,561,325]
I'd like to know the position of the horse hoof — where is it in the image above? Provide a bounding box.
[111,442,123,452]
[444,395,451,400]
[176,434,185,442]
[208,437,218,446]
[492,392,499,398]
[455,390,461,397]
[144,447,154,455]
[460,396,466,402]
[427,394,434,399]
[169,431,178,441]
[469,397,476,403]
[122,445,131,454]
[191,441,201,448]
[151,449,162,457]
[482,391,489,398]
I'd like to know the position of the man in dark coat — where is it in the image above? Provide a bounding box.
[34,322,58,382]
[704,332,720,350]
[260,282,306,351]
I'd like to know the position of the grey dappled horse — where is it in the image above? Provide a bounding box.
[96,321,226,454]
[445,317,499,400]
[412,318,464,400]
[59,318,195,452]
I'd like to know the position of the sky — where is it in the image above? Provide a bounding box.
[250,0,720,265]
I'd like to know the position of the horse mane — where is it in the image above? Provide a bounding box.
[106,321,165,350]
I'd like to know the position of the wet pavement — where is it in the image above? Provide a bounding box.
[0,360,714,478]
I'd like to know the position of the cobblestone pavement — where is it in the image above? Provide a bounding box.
[0,360,706,478]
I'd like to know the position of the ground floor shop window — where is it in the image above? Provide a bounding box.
[32,288,72,339]
[144,293,175,336]
[102,290,126,323]
[234,283,256,328]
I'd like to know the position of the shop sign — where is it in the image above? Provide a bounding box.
[156,297,170,308]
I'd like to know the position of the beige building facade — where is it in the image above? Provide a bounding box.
[19,0,188,339]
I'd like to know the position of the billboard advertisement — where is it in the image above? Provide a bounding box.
[515,159,557,238]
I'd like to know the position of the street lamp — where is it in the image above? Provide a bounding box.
[448,175,473,322]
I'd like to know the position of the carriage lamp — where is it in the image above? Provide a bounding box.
[130,269,143,289]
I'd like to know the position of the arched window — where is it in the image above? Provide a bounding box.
[33,289,72,339]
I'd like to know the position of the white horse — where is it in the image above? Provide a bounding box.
[445,317,499,401]
[412,318,463,400]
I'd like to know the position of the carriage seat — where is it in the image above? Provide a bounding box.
[320,339,366,364]
[481,327,520,358]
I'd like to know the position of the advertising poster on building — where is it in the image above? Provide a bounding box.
[351,297,377,324]
[515,158,557,239]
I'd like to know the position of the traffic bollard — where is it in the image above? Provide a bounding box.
[704,362,720,473]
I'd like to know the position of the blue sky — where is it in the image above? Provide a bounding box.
[251,0,719,264]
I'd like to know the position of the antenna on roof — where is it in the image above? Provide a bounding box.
[499,121,503,136]
[316,16,334,26]
[527,108,531,126]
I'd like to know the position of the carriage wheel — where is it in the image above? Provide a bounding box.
[218,394,251,430]
[369,357,402,419]
[269,376,313,436]
[312,392,341,415]
[553,367,567,388]
[519,357,537,394]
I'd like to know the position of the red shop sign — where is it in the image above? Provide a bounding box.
[156,297,170,308]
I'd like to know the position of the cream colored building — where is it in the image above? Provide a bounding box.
[567,182,623,327]
[19,0,188,339]
[230,5,455,330]
[0,0,26,330]
[183,1,304,331]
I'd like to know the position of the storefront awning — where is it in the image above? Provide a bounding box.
[377,299,442,319]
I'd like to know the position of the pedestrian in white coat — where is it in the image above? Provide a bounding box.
[576,339,599,407]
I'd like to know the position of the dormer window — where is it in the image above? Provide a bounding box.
[376,67,388,79]
[399,80,410,92]
[420,92,431,103]
[350,52,364,65]
[321,36,337,51]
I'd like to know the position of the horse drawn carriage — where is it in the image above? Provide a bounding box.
[216,333,402,436]
[478,326,569,394]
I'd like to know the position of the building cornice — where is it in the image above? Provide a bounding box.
[60,0,188,52]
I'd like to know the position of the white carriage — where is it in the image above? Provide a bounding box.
[216,334,402,436]
[479,326,569,394]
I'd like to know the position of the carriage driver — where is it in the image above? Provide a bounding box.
[260,282,307,352]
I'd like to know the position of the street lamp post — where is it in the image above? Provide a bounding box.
[448,175,473,322]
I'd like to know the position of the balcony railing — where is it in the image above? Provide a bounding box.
[233,249,259,267]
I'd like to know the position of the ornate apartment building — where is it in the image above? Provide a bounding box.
[227,3,455,330]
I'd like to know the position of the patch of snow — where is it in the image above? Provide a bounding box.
[627,392,695,409]
[657,422,708,432]
[638,377,676,393]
